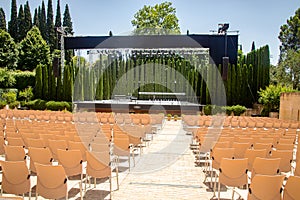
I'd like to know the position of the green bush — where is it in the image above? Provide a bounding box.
[46,101,71,111]
[18,86,34,102]
[2,91,17,104]
[0,101,6,109]
[26,99,47,110]
[204,105,212,115]
[204,105,226,115]
[11,71,35,90]
[231,105,247,116]
[224,106,233,115]
[9,101,20,109]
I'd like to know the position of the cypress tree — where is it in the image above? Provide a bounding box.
[251,41,256,51]
[0,8,7,31]
[35,64,43,99]
[17,5,26,42]
[42,65,49,100]
[54,0,61,49]
[8,0,18,40]
[63,4,73,64]
[46,0,55,51]
[39,1,47,40]
[24,1,32,34]
[33,8,39,28]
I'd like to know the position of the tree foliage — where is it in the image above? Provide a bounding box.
[24,1,32,35]
[278,8,300,60]
[8,0,18,40]
[17,5,26,41]
[19,26,51,71]
[46,0,55,51]
[131,2,180,35]
[0,68,16,88]
[0,8,6,31]
[0,29,18,70]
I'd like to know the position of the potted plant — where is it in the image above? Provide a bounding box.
[173,114,178,121]
[167,114,172,121]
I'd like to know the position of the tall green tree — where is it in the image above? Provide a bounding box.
[33,8,39,27]
[0,29,18,70]
[8,0,18,40]
[54,0,61,49]
[278,7,300,61]
[63,4,74,64]
[39,1,47,39]
[0,8,7,31]
[46,0,55,51]
[35,64,43,99]
[24,1,32,34]
[17,5,26,41]
[19,26,51,71]
[131,1,180,35]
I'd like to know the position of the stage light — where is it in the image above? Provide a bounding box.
[218,23,229,34]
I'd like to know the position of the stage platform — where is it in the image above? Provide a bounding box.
[74,100,204,115]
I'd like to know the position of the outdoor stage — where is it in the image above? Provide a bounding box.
[73,100,204,115]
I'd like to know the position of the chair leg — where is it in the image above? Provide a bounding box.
[80,173,83,200]
[36,192,38,200]
[109,176,112,200]
[29,189,31,200]
[116,165,119,190]
[94,177,97,188]
[231,188,235,200]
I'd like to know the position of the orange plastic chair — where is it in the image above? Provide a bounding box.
[283,176,300,200]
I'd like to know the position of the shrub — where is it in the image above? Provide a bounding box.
[204,105,226,115]
[2,91,17,104]
[18,86,34,102]
[0,101,6,109]
[224,106,233,115]
[46,101,71,111]
[204,105,212,115]
[11,71,35,90]
[231,105,247,116]
[26,99,47,110]
[9,101,20,109]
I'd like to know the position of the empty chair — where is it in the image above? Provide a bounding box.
[216,158,248,200]
[26,138,46,148]
[253,143,273,155]
[248,175,285,200]
[4,145,26,162]
[232,142,251,158]
[276,143,294,151]
[35,163,68,200]
[0,161,31,199]
[113,134,135,170]
[68,141,89,162]
[294,160,300,176]
[244,149,267,171]
[90,142,110,153]
[57,149,84,199]
[270,150,293,173]
[85,151,119,199]
[6,137,25,147]
[27,147,53,174]
[283,176,300,200]
[251,157,281,179]
[48,139,68,160]
[0,135,5,155]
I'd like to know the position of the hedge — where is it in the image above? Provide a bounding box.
[11,71,35,90]
[45,101,71,111]
[203,104,246,116]
[0,101,6,109]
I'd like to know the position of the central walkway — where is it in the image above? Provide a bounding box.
[112,120,209,200]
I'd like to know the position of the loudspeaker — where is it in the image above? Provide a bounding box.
[52,57,60,77]
[222,57,229,81]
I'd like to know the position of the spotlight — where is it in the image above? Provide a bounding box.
[218,23,229,34]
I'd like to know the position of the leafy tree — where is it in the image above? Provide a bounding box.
[46,0,55,51]
[24,1,32,34]
[131,2,180,35]
[258,85,295,113]
[0,68,16,88]
[8,0,18,40]
[0,8,6,31]
[17,5,26,41]
[278,8,300,61]
[0,29,18,70]
[276,49,300,90]
[19,26,51,71]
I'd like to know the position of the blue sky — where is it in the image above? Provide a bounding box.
[0,0,299,65]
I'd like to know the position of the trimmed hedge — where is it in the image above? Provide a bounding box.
[45,101,71,111]
[0,101,6,109]
[204,104,247,116]
[26,99,47,110]
[9,101,20,109]
[11,71,35,90]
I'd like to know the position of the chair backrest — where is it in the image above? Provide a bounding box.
[90,142,110,153]
[113,135,131,156]
[28,147,53,173]
[232,142,251,158]
[294,160,300,176]
[248,175,285,200]
[4,145,26,161]
[211,148,235,170]
[283,176,300,200]
[244,149,267,171]
[6,137,25,147]
[0,160,31,195]
[86,151,111,179]
[26,138,46,148]
[276,143,294,151]
[57,149,83,177]
[48,139,68,160]
[253,142,273,153]
[251,157,281,179]
[0,135,5,155]
[219,158,248,187]
[68,141,88,162]
[35,163,68,199]
[270,150,293,173]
